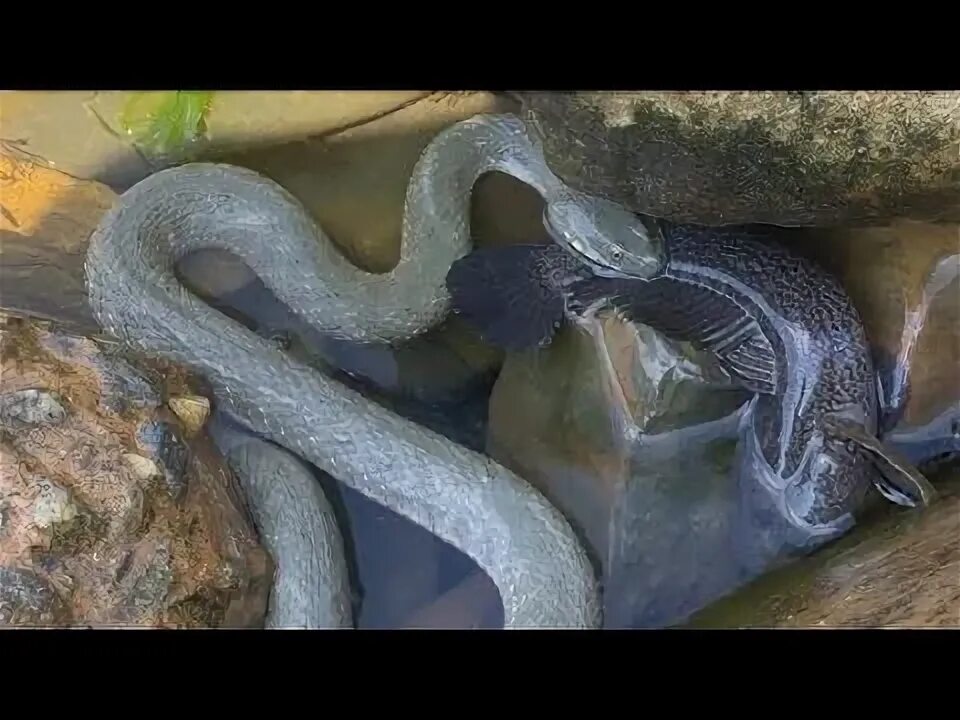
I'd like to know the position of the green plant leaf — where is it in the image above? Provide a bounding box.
[120,91,214,158]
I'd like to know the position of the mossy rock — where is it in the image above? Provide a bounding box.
[520,91,960,227]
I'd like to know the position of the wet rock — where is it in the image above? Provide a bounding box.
[486,311,752,627]
[40,330,165,413]
[0,93,153,189]
[0,313,272,627]
[792,221,959,461]
[122,453,162,482]
[400,570,503,629]
[0,566,66,625]
[520,91,960,227]
[0,153,116,333]
[0,91,431,190]
[29,478,78,528]
[136,420,190,501]
[688,465,960,628]
[202,91,431,147]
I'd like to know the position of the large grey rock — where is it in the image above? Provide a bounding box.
[520,91,960,227]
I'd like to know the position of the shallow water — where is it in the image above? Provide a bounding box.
[1,90,957,629]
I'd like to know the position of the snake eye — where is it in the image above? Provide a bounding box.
[269,331,293,351]
[610,248,623,263]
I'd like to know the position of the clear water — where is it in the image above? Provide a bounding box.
[1,90,957,629]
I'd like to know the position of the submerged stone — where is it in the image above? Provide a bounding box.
[486,311,752,628]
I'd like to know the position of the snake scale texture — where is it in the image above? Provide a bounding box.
[84,114,601,628]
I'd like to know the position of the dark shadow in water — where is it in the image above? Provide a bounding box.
[332,481,504,629]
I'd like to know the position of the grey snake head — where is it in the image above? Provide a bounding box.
[542,194,665,280]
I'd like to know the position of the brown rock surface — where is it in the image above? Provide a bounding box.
[400,570,503,629]
[688,466,960,628]
[486,311,752,627]
[0,94,152,190]
[520,91,960,226]
[0,313,272,627]
[0,153,115,333]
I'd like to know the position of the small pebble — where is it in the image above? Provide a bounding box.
[122,453,162,481]
[32,480,77,528]
[168,395,211,437]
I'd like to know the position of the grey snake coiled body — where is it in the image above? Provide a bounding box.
[208,414,354,628]
[84,114,600,628]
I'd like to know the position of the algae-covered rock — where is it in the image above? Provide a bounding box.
[0,314,272,627]
[688,466,960,628]
[520,91,960,227]
[486,311,751,627]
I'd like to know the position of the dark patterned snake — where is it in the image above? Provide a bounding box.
[85,113,607,628]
